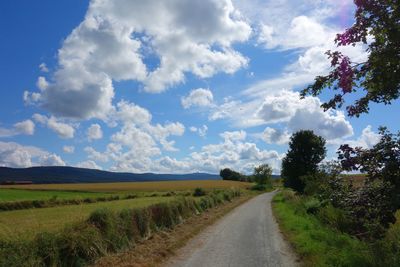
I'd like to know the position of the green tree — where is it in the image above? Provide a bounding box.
[281,130,327,193]
[219,168,245,181]
[338,127,400,208]
[253,164,272,185]
[301,0,400,117]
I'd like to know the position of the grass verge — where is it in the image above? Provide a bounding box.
[272,190,371,267]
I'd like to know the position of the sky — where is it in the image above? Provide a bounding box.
[0,0,398,174]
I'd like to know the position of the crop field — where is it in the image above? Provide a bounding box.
[0,188,112,202]
[0,180,249,240]
[0,180,250,192]
[0,196,172,239]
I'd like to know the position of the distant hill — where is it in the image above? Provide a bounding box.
[0,166,221,184]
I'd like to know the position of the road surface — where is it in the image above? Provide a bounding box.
[165,191,298,267]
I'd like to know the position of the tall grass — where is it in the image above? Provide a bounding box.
[0,188,241,267]
[273,191,372,266]
[273,190,400,267]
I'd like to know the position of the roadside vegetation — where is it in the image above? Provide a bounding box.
[0,188,242,267]
[274,128,400,266]
[274,2,400,266]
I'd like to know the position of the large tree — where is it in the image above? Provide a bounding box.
[253,164,272,185]
[282,130,327,193]
[301,0,400,117]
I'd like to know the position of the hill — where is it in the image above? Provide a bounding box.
[0,166,221,184]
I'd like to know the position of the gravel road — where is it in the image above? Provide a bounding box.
[165,191,299,267]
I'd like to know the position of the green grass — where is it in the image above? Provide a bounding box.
[0,196,172,239]
[0,188,112,202]
[272,191,372,267]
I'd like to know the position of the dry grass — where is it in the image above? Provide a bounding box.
[0,180,251,193]
[92,195,253,267]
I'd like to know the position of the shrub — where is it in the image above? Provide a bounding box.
[57,224,106,266]
[304,198,322,214]
[88,208,130,252]
[193,187,206,197]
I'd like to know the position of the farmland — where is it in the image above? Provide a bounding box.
[0,180,248,267]
[0,196,171,239]
[0,180,250,240]
[0,188,111,202]
[0,179,251,192]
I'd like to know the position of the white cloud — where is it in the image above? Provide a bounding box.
[258,16,333,50]
[0,120,35,138]
[329,125,381,149]
[189,125,208,137]
[87,123,103,141]
[39,154,66,166]
[181,88,214,109]
[25,0,251,119]
[33,114,75,139]
[105,129,282,174]
[36,76,49,91]
[76,160,102,170]
[63,146,75,154]
[261,127,290,145]
[39,63,49,73]
[84,146,109,163]
[114,100,152,126]
[13,120,35,135]
[0,141,65,168]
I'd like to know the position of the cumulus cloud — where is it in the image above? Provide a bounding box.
[33,114,75,139]
[189,125,208,137]
[39,154,66,166]
[0,120,35,138]
[0,141,65,168]
[262,127,290,145]
[105,129,282,174]
[25,0,250,119]
[76,160,103,170]
[39,63,49,73]
[87,123,103,141]
[181,88,214,109]
[329,125,381,149]
[36,76,49,91]
[63,146,75,154]
[14,120,35,135]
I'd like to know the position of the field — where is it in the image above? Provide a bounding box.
[0,180,250,240]
[0,196,171,239]
[0,188,112,202]
[0,179,251,192]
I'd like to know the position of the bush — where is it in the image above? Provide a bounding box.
[304,198,322,214]
[193,187,206,197]
[250,184,269,191]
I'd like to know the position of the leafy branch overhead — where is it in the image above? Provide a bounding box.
[301,0,400,117]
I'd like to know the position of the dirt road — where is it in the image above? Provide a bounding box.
[165,191,298,267]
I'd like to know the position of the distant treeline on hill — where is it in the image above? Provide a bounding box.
[219,168,280,182]
[0,166,221,184]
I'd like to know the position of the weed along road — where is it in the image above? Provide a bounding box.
[166,191,298,267]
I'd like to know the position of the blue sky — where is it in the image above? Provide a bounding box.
[0,0,398,174]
